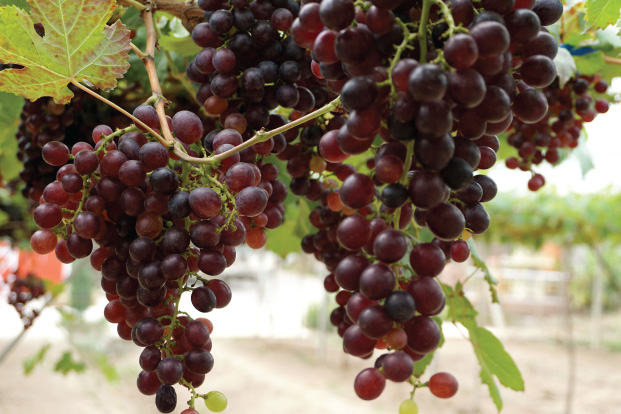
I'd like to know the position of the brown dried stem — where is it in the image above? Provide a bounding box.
[118,0,204,31]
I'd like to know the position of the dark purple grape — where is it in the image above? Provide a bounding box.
[150,168,179,195]
[156,357,184,385]
[319,0,355,30]
[184,348,214,375]
[340,76,378,110]
[191,286,217,312]
[408,64,447,102]
[384,291,416,322]
[209,9,234,34]
[532,0,563,26]
[359,264,395,300]
[155,384,177,413]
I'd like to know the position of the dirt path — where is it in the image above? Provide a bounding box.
[2,332,621,414]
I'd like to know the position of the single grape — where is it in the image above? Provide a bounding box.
[429,372,459,398]
[399,399,419,414]
[354,368,385,400]
[205,391,228,412]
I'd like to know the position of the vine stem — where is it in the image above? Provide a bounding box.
[206,96,342,164]
[142,8,176,145]
[150,18,211,117]
[604,56,621,65]
[419,0,433,64]
[69,80,172,149]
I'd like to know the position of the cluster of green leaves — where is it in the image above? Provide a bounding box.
[481,190,621,312]
[552,0,621,86]
[482,191,621,247]
[23,344,86,376]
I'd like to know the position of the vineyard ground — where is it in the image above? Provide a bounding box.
[1,312,621,414]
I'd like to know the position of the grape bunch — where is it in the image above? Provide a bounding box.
[504,75,610,191]
[20,0,568,410]
[28,102,288,412]
[14,86,129,206]
[5,272,46,329]
[272,0,563,405]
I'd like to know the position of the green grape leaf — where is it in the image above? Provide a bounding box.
[265,197,312,258]
[0,0,131,103]
[479,362,503,412]
[0,0,29,10]
[584,0,621,30]
[443,284,524,412]
[23,343,50,375]
[574,50,607,75]
[553,48,577,88]
[158,35,202,57]
[465,322,525,391]
[54,351,86,375]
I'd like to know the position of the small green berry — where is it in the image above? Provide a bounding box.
[205,391,227,412]
[399,399,419,414]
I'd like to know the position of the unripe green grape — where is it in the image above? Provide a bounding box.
[399,399,419,414]
[205,391,228,412]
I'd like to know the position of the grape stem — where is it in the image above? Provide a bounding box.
[431,0,457,38]
[180,377,199,409]
[385,19,418,98]
[205,96,342,164]
[418,0,433,64]
[129,42,148,59]
[162,276,187,357]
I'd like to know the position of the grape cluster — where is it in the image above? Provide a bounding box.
[29,102,288,412]
[6,272,46,329]
[278,0,562,404]
[505,75,610,191]
[14,87,128,206]
[21,0,568,410]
